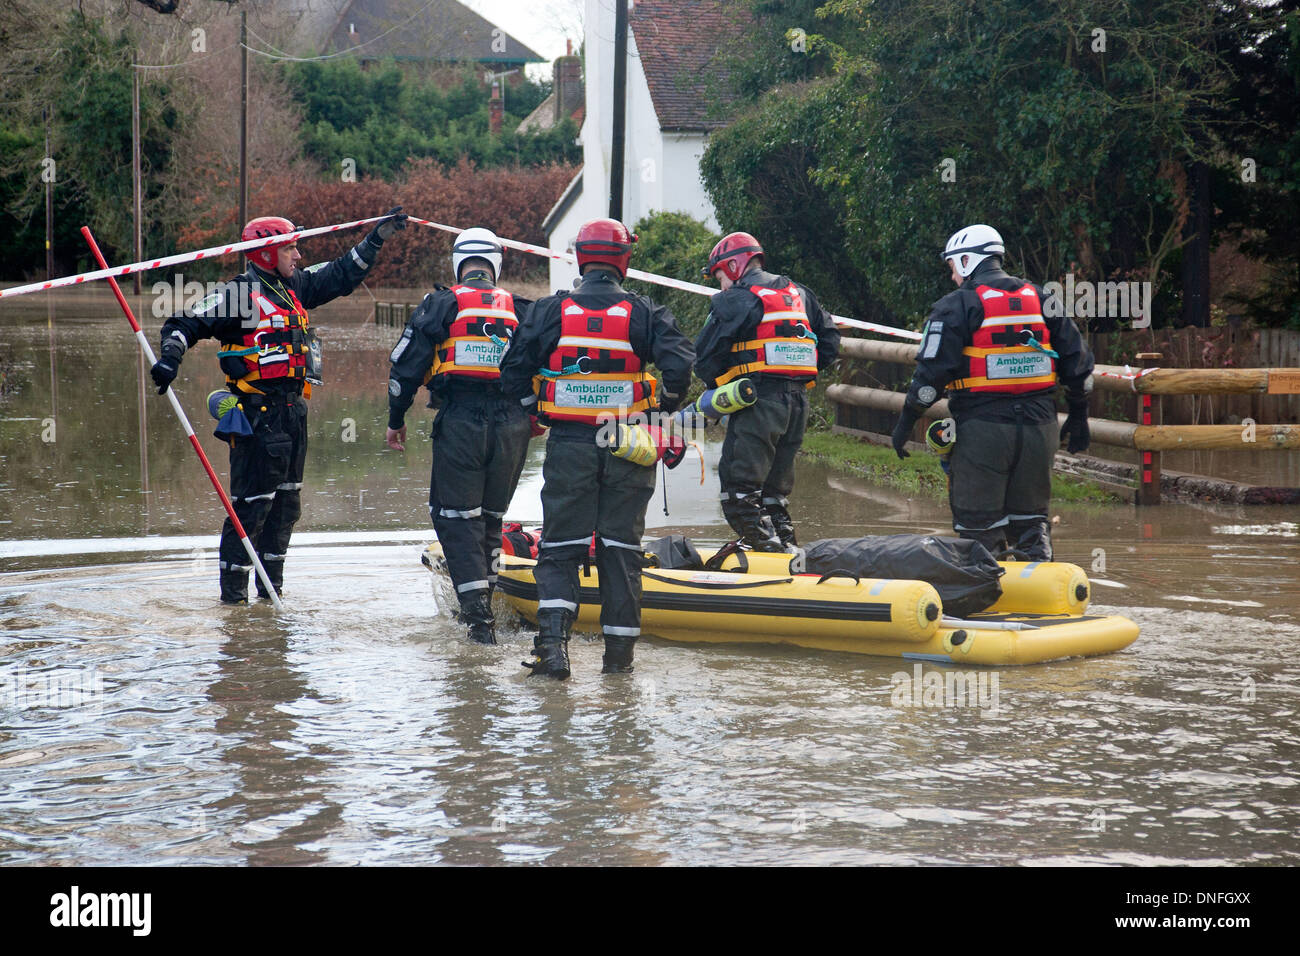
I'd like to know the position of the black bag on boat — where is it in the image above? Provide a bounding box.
[643,534,706,571]
[801,535,1004,617]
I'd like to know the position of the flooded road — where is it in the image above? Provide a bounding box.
[2,294,1298,865]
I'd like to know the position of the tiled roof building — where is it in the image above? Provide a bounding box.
[324,0,543,66]
[630,0,745,131]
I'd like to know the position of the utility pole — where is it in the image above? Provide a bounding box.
[239,6,248,230]
[43,105,52,280]
[608,0,628,221]
[133,63,143,295]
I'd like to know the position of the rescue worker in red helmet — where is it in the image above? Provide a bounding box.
[498,218,695,679]
[695,232,840,551]
[889,224,1094,560]
[151,207,407,603]
[385,227,536,644]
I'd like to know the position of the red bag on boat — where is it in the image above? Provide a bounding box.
[500,522,540,559]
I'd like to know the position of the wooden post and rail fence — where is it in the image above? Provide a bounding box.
[826,337,1300,505]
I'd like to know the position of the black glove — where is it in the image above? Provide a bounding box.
[367,206,407,246]
[1061,401,1090,453]
[891,407,919,459]
[150,338,185,395]
[658,390,683,415]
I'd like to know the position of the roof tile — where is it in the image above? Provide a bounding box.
[630,0,748,131]
[329,0,544,64]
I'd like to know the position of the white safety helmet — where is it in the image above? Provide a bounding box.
[452,227,503,282]
[943,224,1005,278]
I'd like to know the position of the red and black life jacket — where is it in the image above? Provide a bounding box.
[217,283,316,396]
[717,282,819,385]
[428,284,518,385]
[949,284,1058,394]
[533,298,657,424]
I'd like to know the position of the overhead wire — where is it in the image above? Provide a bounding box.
[240,0,445,62]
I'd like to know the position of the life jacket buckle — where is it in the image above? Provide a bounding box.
[253,330,286,358]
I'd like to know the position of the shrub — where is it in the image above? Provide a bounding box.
[623,210,720,339]
[172,159,578,287]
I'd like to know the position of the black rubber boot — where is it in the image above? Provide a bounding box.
[765,504,798,548]
[459,593,497,645]
[959,527,1009,560]
[254,555,284,600]
[741,513,787,553]
[1007,518,1053,562]
[220,569,249,605]
[522,608,571,679]
[601,635,636,674]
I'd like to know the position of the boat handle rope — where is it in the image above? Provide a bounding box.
[703,540,747,573]
[815,569,861,585]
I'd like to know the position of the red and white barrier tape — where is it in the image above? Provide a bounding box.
[0,215,388,300]
[409,217,922,341]
[3,212,923,342]
[1095,366,1158,390]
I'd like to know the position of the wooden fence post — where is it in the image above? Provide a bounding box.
[1136,351,1163,505]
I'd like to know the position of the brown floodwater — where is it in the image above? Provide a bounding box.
[1,292,1297,865]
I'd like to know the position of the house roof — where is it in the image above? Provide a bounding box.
[629,0,748,131]
[517,95,584,134]
[328,0,545,64]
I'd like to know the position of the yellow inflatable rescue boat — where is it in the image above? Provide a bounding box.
[421,545,1139,667]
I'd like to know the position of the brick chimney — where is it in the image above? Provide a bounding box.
[554,55,583,125]
[489,79,503,134]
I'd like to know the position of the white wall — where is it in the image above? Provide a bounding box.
[662,132,718,230]
[547,185,587,291]
[546,0,719,288]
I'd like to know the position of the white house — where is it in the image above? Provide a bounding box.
[542,0,743,289]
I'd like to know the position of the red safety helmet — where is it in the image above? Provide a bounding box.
[573,218,637,278]
[242,216,296,272]
[704,232,764,283]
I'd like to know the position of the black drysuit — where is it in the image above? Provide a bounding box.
[387,278,534,607]
[498,271,695,639]
[694,270,840,545]
[901,260,1095,560]
[159,241,381,602]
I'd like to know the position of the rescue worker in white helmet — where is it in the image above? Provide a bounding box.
[498,218,695,679]
[694,232,840,551]
[152,208,407,604]
[890,224,1094,561]
[385,227,536,644]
